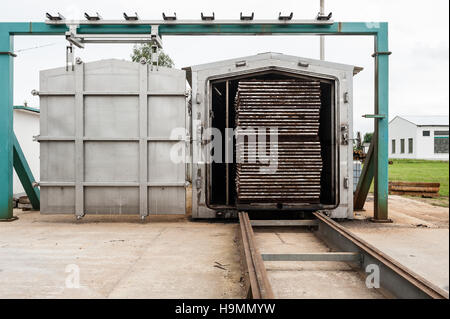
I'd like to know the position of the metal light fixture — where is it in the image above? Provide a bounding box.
[201,12,215,21]
[46,12,65,21]
[278,12,293,21]
[123,12,139,21]
[162,12,177,21]
[240,12,254,21]
[84,12,102,21]
[317,12,332,21]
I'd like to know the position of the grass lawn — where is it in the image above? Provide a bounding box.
[388,159,449,197]
[368,159,449,206]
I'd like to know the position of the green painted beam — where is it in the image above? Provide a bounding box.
[14,105,40,113]
[363,114,386,119]
[354,142,374,210]
[1,22,68,35]
[0,31,14,220]
[373,23,390,221]
[73,21,382,36]
[13,133,40,209]
[1,21,383,36]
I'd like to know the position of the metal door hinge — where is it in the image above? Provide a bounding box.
[343,92,349,103]
[298,61,309,67]
[341,125,349,145]
[196,92,202,104]
[344,177,350,189]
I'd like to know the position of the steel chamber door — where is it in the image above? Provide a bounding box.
[39,59,187,217]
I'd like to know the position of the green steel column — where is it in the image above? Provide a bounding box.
[0,30,13,220]
[373,23,390,221]
[354,142,374,210]
[13,133,40,209]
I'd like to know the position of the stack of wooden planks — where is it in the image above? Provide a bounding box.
[388,181,441,198]
[234,79,323,204]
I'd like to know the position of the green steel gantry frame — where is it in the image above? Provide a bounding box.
[0,20,390,221]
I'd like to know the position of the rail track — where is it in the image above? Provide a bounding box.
[238,211,449,299]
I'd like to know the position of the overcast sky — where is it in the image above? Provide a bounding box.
[2,0,449,135]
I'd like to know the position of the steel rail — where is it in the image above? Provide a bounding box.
[313,212,449,299]
[240,210,448,299]
[238,212,275,299]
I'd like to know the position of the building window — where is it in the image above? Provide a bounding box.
[391,140,396,154]
[423,130,430,137]
[408,138,413,153]
[400,139,405,153]
[434,131,449,154]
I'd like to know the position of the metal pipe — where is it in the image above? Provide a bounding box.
[320,0,325,60]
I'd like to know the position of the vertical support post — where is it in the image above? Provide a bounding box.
[373,24,390,221]
[74,60,84,218]
[353,141,374,210]
[13,133,40,209]
[139,61,148,218]
[0,31,14,220]
[319,0,325,60]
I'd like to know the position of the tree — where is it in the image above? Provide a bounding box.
[131,43,174,68]
[363,132,373,144]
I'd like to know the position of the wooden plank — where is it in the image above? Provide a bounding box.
[389,186,440,192]
[389,181,440,188]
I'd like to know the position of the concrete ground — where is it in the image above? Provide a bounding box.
[0,194,447,298]
[0,210,244,299]
[342,195,449,292]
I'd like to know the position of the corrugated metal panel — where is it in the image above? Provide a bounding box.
[235,79,323,204]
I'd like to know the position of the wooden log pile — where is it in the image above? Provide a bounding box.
[388,181,441,198]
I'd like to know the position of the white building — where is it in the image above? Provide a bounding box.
[13,105,40,195]
[389,115,449,160]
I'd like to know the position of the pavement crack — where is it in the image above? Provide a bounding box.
[104,227,167,298]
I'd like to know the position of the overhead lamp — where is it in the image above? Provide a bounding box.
[46,12,65,21]
[240,12,254,21]
[84,12,102,21]
[162,12,177,21]
[316,12,332,21]
[123,12,139,21]
[278,12,293,21]
[201,12,215,21]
